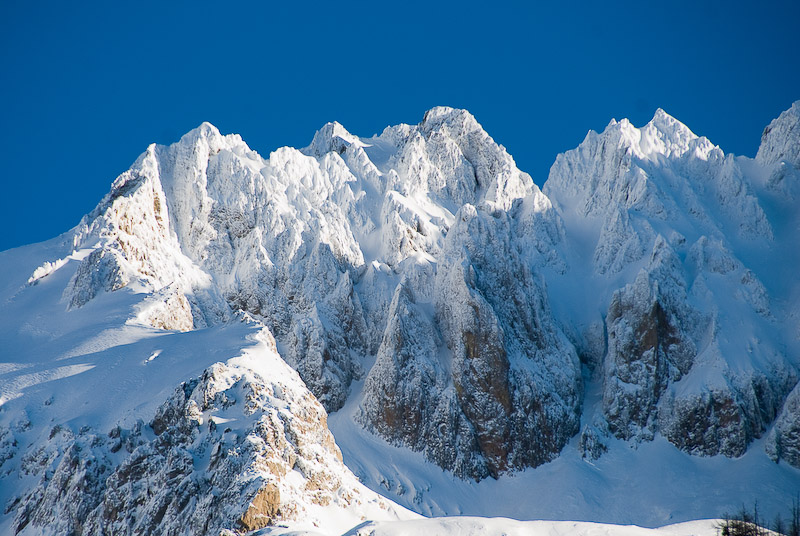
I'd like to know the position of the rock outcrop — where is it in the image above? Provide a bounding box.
[8,329,405,535]
[766,380,800,467]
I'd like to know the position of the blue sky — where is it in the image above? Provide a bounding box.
[1,0,798,252]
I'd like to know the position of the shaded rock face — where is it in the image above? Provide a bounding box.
[437,206,582,477]
[359,276,485,478]
[66,247,130,309]
[238,242,368,412]
[360,205,581,479]
[660,388,748,457]
[603,273,695,441]
[9,355,364,535]
[661,363,795,459]
[767,381,800,466]
[597,236,786,458]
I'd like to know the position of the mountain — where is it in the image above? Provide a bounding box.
[1,102,799,534]
[543,107,799,459]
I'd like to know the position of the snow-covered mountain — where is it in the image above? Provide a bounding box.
[543,106,799,460]
[1,102,798,535]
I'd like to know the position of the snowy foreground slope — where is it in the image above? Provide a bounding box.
[1,103,800,534]
[263,518,721,536]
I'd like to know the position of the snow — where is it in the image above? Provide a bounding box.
[339,518,721,536]
[2,103,799,535]
[258,518,721,536]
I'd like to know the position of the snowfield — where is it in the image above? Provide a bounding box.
[259,518,721,536]
[341,518,723,536]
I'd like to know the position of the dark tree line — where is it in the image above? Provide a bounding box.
[718,498,800,536]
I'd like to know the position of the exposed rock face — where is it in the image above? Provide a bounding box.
[137,286,195,332]
[594,234,782,457]
[436,205,581,476]
[360,204,581,479]
[66,247,130,309]
[661,388,748,457]
[239,484,281,532]
[359,272,482,477]
[602,242,696,442]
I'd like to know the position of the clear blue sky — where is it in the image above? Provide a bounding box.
[1,0,798,252]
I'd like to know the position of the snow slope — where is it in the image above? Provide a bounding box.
[330,380,799,526]
[337,518,721,536]
[258,518,721,536]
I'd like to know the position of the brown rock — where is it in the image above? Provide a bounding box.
[238,483,280,532]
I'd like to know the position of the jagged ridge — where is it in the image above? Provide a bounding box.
[29,102,800,475]
[3,101,800,536]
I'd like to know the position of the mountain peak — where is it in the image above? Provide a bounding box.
[421,105,475,123]
[603,108,701,160]
[303,120,363,157]
[646,107,695,137]
[419,106,483,137]
[756,100,800,167]
[650,107,674,123]
[172,121,230,158]
[181,121,222,142]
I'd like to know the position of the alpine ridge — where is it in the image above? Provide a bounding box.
[1,102,798,534]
